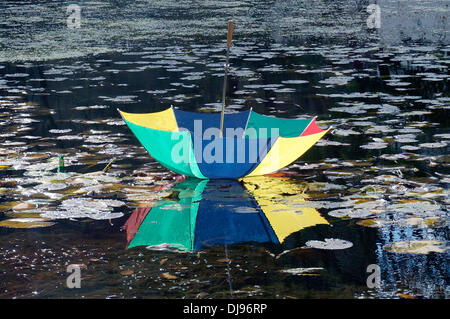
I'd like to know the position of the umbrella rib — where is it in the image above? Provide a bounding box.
[170,105,180,131]
[242,107,252,138]
[247,191,280,244]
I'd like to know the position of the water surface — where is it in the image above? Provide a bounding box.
[0,0,448,299]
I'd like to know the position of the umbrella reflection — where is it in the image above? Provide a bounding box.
[123,176,329,252]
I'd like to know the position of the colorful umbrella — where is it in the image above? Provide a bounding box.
[123,176,329,252]
[118,107,330,179]
[118,22,330,179]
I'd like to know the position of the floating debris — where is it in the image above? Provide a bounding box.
[120,269,134,276]
[305,238,353,250]
[0,218,55,229]
[161,272,178,280]
[279,267,324,276]
[356,218,394,228]
[328,208,373,219]
[383,240,447,255]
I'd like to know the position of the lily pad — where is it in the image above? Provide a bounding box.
[305,238,353,250]
[0,201,34,212]
[383,240,447,255]
[328,208,373,218]
[398,217,447,228]
[356,218,393,228]
[0,218,55,229]
[419,142,447,149]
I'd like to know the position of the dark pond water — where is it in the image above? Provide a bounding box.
[0,0,449,299]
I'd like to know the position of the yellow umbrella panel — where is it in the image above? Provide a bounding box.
[242,176,329,243]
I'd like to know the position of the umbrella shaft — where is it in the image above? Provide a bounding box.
[220,47,231,137]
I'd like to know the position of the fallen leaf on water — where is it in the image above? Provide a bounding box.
[160,258,168,265]
[399,217,446,228]
[196,292,209,299]
[13,202,37,211]
[397,293,416,299]
[279,267,324,276]
[0,218,55,229]
[423,217,446,228]
[25,153,51,160]
[5,211,47,219]
[120,269,134,276]
[216,258,232,263]
[356,218,393,228]
[0,180,16,188]
[0,201,21,212]
[162,272,177,280]
[383,240,447,255]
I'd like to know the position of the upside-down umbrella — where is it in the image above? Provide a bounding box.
[118,107,329,179]
[123,176,329,252]
[118,22,330,179]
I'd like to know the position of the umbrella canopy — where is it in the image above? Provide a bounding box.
[118,107,330,179]
[123,176,329,252]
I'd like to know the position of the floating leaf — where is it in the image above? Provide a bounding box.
[319,76,354,86]
[360,142,388,150]
[388,201,442,214]
[305,238,353,250]
[328,208,373,219]
[13,202,38,211]
[0,218,55,229]
[216,258,232,263]
[161,272,178,280]
[5,211,45,219]
[383,240,447,255]
[398,217,446,228]
[196,292,209,299]
[34,183,68,192]
[0,201,22,212]
[120,269,134,276]
[159,258,168,265]
[356,218,393,228]
[419,142,447,149]
[279,267,324,276]
[281,80,309,85]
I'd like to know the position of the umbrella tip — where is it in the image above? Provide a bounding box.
[116,108,125,121]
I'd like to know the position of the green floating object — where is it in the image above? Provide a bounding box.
[58,155,65,173]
